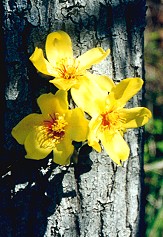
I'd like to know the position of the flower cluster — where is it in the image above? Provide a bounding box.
[12,31,152,166]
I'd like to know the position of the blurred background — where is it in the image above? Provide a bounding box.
[144,0,163,236]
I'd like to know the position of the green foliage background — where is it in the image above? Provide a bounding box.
[144,0,163,236]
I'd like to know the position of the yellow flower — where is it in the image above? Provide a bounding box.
[72,77,152,165]
[29,31,110,91]
[11,90,88,165]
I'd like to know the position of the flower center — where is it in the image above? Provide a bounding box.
[56,58,82,81]
[101,110,125,132]
[37,113,68,149]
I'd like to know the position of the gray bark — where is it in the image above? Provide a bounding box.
[0,0,146,236]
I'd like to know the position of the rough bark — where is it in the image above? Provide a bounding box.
[0,0,146,236]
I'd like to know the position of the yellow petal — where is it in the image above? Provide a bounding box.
[45,31,73,65]
[66,108,89,142]
[108,78,143,109]
[87,117,102,152]
[53,138,74,165]
[29,47,56,76]
[25,129,52,160]
[49,77,77,91]
[120,107,152,128]
[37,90,68,115]
[100,131,130,165]
[77,47,110,71]
[11,114,43,145]
[71,76,107,117]
[86,71,115,92]
[88,140,101,153]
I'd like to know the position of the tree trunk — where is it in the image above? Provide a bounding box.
[0,0,146,236]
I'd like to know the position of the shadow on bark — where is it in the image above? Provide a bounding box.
[0,158,72,237]
[0,151,93,237]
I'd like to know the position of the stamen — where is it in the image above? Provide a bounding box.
[56,58,83,81]
[36,113,68,149]
[101,110,125,132]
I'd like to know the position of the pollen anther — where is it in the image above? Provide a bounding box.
[56,58,83,81]
[37,113,68,149]
[101,111,125,132]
